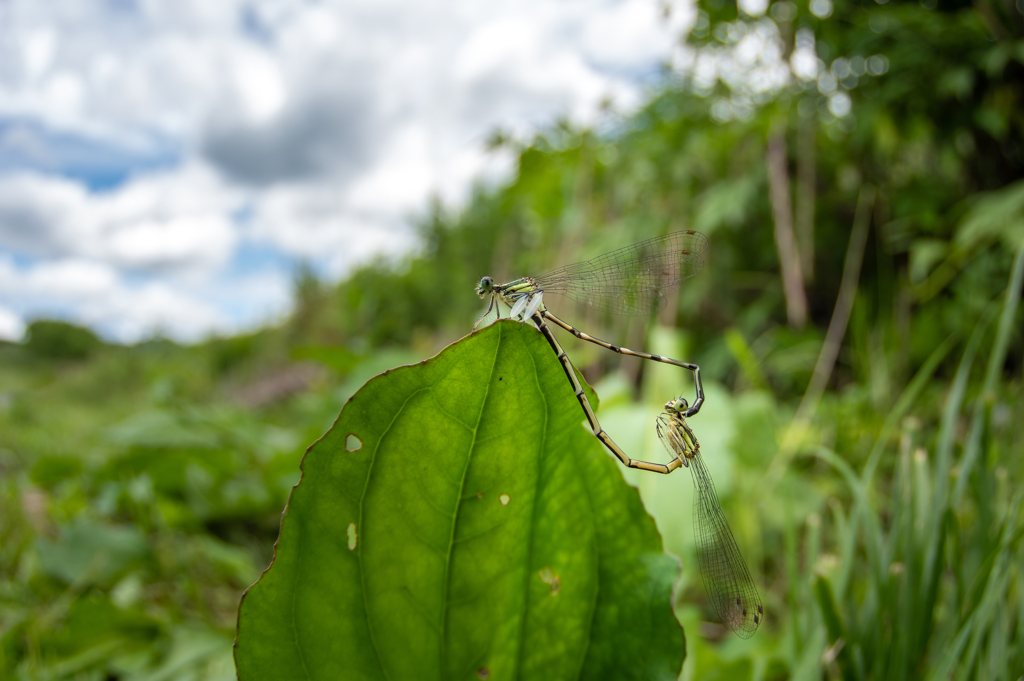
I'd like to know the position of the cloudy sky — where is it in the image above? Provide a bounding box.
[0,0,700,343]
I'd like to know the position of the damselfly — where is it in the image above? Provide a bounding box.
[657,396,763,638]
[474,231,708,474]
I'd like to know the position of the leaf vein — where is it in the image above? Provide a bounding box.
[289,530,313,681]
[515,326,550,678]
[427,390,475,431]
[357,387,431,681]
[440,323,502,678]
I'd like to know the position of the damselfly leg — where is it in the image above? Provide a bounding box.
[533,312,686,474]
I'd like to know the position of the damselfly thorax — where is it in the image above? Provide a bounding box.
[656,397,700,466]
[475,276,546,322]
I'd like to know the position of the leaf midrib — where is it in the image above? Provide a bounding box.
[440,323,502,679]
[514,327,550,679]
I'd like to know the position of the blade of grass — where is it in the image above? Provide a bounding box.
[724,328,769,391]
[809,447,886,597]
[931,314,987,502]
[1015,553,1024,673]
[826,335,960,667]
[925,611,975,681]
[952,240,1024,506]
[984,587,1008,680]
[767,186,875,483]
[806,331,956,625]
[916,314,989,651]
[785,506,803,650]
[862,333,957,487]
[953,493,1023,681]
[806,513,821,597]
[814,577,857,681]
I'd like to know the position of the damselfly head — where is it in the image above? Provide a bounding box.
[665,397,689,414]
[476,276,494,297]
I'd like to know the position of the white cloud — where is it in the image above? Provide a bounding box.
[582,0,681,69]
[0,164,242,272]
[0,305,25,342]
[0,0,688,342]
[105,215,237,271]
[247,182,412,276]
[93,282,227,342]
[231,49,287,125]
[24,28,57,80]
[0,173,95,257]
[18,259,120,299]
[0,255,288,342]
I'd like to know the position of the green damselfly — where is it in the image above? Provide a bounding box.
[474,231,707,474]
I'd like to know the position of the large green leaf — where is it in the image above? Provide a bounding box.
[235,320,684,680]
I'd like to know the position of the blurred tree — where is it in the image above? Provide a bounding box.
[24,320,103,360]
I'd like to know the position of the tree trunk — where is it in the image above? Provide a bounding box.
[795,118,816,281]
[766,129,808,328]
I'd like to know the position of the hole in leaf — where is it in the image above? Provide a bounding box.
[477,668,490,680]
[539,567,560,595]
[346,434,362,452]
[499,494,510,506]
[347,522,358,550]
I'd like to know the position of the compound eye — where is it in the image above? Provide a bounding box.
[674,398,689,412]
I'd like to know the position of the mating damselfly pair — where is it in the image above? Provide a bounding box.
[473,231,763,638]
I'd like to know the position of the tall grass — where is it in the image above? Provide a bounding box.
[788,243,1024,679]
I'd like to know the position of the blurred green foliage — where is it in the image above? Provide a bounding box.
[2,0,1024,678]
[25,321,103,361]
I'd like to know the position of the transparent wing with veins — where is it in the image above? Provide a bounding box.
[657,412,763,638]
[532,231,708,315]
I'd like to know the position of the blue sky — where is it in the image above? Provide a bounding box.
[0,0,698,342]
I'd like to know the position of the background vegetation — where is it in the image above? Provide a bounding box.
[2,0,1023,678]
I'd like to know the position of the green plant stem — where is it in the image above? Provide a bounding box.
[767,185,875,485]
